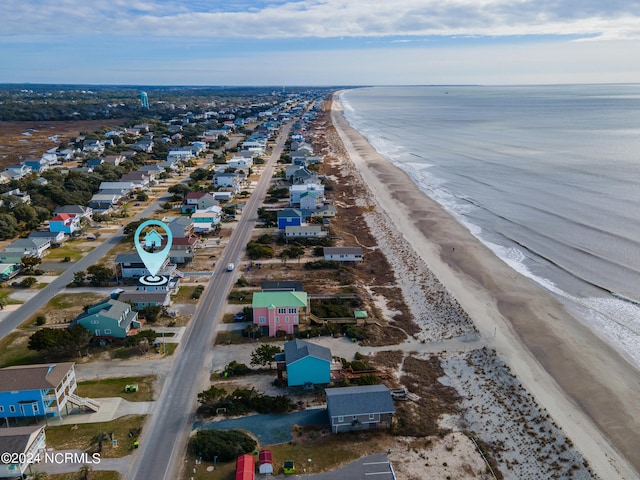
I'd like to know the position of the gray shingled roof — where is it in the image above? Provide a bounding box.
[284,339,331,365]
[325,385,395,417]
[118,291,170,304]
[0,426,44,455]
[0,363,74,392]
[323,247,363,256]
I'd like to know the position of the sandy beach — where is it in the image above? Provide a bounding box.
[329,93,640,479]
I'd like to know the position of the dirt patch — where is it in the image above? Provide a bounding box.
[0,119,122,168]
[397,355,460,437]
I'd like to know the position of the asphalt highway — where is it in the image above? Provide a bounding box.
[129,121,292,480]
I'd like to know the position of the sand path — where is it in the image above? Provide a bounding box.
[330,94,640,480]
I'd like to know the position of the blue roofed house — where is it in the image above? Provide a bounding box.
[71,299,141,339]
[23,157,50,173]
[276,339,332,387]
[325,385,395,434]
[277,208,303,230]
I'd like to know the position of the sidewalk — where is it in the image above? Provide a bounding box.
[48,398,155,426]
[30,449,131,476]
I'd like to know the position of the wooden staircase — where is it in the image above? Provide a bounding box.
[66,393,101,412]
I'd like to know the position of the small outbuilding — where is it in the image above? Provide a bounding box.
[259,449,273,475]
[235,454,255,480]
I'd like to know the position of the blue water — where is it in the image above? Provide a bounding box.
[340,85,640,368]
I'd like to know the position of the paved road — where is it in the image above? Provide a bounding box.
[129,121,294,480]
[0,192,168,339]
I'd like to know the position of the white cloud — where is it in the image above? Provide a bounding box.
[3,0,640,40]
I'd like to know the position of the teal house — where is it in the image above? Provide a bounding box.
[276,339,332,387]
[72,299,140,339]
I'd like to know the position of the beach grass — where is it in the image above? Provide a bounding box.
[45,415,146,458]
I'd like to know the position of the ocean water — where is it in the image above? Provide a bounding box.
[340,85,640,369]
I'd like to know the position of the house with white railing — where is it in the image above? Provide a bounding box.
[0,363,100,424]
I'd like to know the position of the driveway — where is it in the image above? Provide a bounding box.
[193,408,328,445]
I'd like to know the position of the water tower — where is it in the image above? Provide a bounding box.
[139,91,149,108]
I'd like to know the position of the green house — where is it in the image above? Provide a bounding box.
[72,299,140,339]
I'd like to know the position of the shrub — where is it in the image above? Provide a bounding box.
[21,277,37,288]
[304,260,340,270]
[246,242,274,259]
[191,285,205,299]
[189,430,256,463]
[228,291,252,303]
[35,315,46,326]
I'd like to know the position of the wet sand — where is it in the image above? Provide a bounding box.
[330,93,640,479]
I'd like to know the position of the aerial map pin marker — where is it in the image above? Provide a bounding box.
[134,220,173,278]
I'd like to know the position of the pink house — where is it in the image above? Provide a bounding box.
[252,291,308,337]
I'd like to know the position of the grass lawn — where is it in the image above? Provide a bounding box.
[48,292,106,310]
[46,241,95,262]
[45,472,121,480]
[45,415,146,458]
[0,288,23,305]
[0,331,42,367]
[77,376,156,402]
[172,285,201,304]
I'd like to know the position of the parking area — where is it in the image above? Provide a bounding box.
[272,454,395,479]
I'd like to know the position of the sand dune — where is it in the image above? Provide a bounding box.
[330,93,640,480]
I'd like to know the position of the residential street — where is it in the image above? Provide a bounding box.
[0,193,169,339]
[128,121,293,480]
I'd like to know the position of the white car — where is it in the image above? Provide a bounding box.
[227,263,235,272]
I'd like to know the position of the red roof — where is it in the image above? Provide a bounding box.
[235,454,255,480]
[172,236,197,246]
[258,450,272,466]
[51,213,77,222]
[185,191,207,200]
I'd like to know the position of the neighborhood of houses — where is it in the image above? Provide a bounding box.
[0,91,398,480]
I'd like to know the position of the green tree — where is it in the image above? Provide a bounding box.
[87,265,114,286]
[189,168,209,183]
[246,242,274,259]
[13,203,40,229]
[167,183,191,199]
[21,277,37,288]
[197,385,227,414]
[138,305,162,322]
[20,255,42,274]
[0,213,19,239]
[72,270,87,286]
[250,344,283,369]
[28,325,92,358]
[189,430,256,463]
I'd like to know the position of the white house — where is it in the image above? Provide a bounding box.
[290,183,324,207]
[227,156,253,170]
[213,172,243,193]
[285,225,327,239]
[323,247,364,262]
[0,426,46,478]
[4,238,51,258]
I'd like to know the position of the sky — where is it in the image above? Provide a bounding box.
[2,0,640,86]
